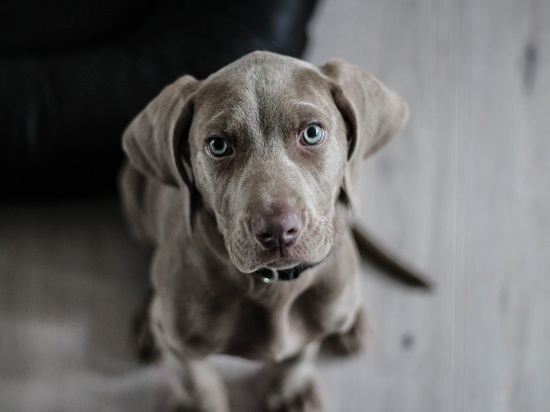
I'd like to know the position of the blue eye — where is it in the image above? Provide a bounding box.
[207,137,232,157]
[301,124,325,145]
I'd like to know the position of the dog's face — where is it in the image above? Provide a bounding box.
[188,57,348,273]
[123,52,408,274]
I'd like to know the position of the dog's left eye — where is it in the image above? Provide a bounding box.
[207,137,233,157]
[300,124,325,146]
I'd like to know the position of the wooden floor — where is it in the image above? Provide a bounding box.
[1,0,549,411]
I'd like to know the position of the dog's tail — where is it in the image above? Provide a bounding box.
[351,223,432,290]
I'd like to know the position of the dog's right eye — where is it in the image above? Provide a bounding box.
[207,137,233,157]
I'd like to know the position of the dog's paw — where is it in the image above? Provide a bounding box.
[165,397,228,412]
[263,378,323,412]
[165,401,206,412]
[134,320,160,363]
[130,291,160,364]
[322,309,368,356]
[167,404,201,412]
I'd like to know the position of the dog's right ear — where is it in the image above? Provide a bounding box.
[122,75,200,188]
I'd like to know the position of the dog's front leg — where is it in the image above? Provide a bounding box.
[162,350,229,412]
[322,307,368,356]
[258,342,323,412]
[150,295,229,412]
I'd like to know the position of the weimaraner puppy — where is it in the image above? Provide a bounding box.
[120,51,411,411]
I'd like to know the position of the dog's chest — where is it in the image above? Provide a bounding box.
[182,279,355,361]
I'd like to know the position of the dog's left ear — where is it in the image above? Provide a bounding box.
[321,60,409,213]
[122,75,200,189]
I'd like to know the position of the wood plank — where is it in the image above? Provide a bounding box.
[308,0,458,411]
[309,0,550,410]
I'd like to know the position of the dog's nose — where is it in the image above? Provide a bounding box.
[252,207,302,250]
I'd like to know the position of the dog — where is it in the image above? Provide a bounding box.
[120,51,412,411]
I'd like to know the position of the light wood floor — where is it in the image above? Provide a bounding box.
[1,0,549,411]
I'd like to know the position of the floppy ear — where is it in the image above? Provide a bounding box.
[321,60,409,213]
[122,75,200,188]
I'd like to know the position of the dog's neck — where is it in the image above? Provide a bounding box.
[253,263,317,283]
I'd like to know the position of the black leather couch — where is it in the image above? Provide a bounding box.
[0,0,318,200]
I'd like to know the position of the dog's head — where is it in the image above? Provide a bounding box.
[123,52,408,274]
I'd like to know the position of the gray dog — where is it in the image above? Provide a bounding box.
[120,51,411,411]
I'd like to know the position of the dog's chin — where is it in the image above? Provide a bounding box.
[260,258,305,272]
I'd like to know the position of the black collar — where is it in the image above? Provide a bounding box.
[252,248,333,283]
[253,263,314,283]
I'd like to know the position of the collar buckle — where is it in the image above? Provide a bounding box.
[261,268,279,284]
